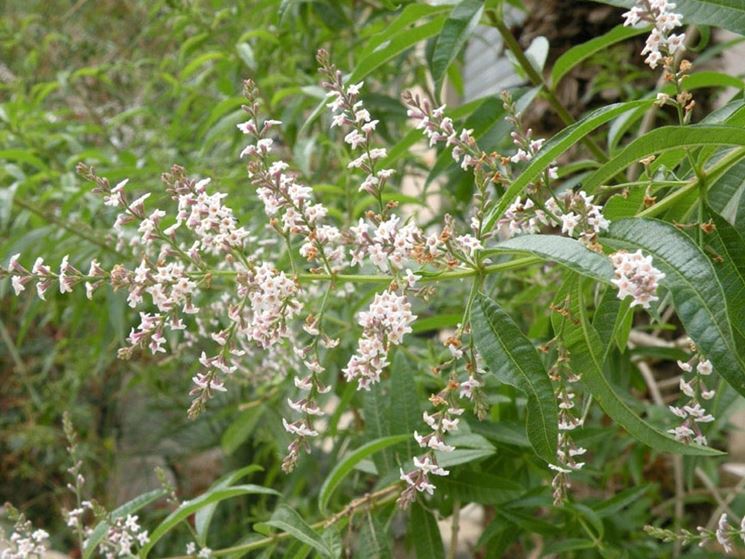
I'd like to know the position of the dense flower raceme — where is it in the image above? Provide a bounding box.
[610,249,666,309]
[647,512,745,555]
[2,43,679,509]
[0,513,49,559]
[547,349,587,506]
[668,349,716,445]
[623,0,685,69]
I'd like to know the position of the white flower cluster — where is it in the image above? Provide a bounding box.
[555,191,610,241]
[499,197,553,237]
[0,521,49,559]
[623,0,685,69]
[399,403,463,507]
[698,513,745,555]
[167,177,250,255]
[348,214,482,273]
[343,290,416,390]
[92,514,149,559]
[349,215,420,272]
[668,354,715,445]
[403,93,478,171]
[548,352,586,504]
[7,253,102,301]
[186,543,212,558]
[610,250,665,309]
[319,50,395,198]
[508,130,558,181]
[500,190,609,243]
[238,83,345,272]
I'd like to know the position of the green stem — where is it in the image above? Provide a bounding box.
[201,256,540,285]
[12,197,126,258]
[638,147,745,218]
[163,485,400,558]
[487,11,607,163]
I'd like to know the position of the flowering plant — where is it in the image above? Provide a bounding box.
[3,0,745,557]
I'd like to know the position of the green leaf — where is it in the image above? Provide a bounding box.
[236,42,256,69]
[592,287,632,359]
[430,0,485,98]
[195,465,263,546]
[318,434,410,514]
[551,25,647,87]
[358,513,391,559]
[591,485,650,517]
[363,382,394,474]
[471,294,558,463]
[221,405,265,455]
[603,218,745,398]
[359,4,450,60]
[350,15,447,83]
[584,126,745,192]
[708,157,745,236]
[411,313,462,333]
[483,100,652,232]
[389,352,422,460]
[704,209,745,360]
[410,502,445,559]
[597,0,745,36]
[482,235,613,282]
[563,278,721,456]
[262,505,333,558]
[83,489,165,559]
[0,149,47,170]
[141,485,278,557]
[437,472,523,504]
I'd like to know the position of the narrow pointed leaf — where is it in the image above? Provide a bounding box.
[411,503,445,559]
[195,465,263,546]
[482,235,613,282]
[705,209,745,356]
[564,280,721,456]
[430,0,484,97]
[318,434,410,514]
[471,294,558,463]
[262,505,333,558]
[603,218,745,397]
[584,126,745,192]
[551,25,647,87]
[141,485,278,557]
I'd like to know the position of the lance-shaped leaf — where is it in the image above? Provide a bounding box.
[584,125,745,192]
[482,235,613,283]
[429,0,484,98]
[603,217,745,398]
[471,294,557,463]
[551,24,647,88]
[318,434,410,515]
[260,505,333,558]
[705,209,745,359]
[564,279,721,456]
[141,485,279,557]
[411,503,445,559]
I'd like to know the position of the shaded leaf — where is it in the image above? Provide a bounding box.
[471,294,557,463]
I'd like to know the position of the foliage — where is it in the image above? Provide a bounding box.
[2,0,745,558]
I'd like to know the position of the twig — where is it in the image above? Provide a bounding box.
[486,11,608,163]
[448,499,461,559]
[12,197,126,258]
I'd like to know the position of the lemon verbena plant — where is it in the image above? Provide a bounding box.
[3,0,745,557]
